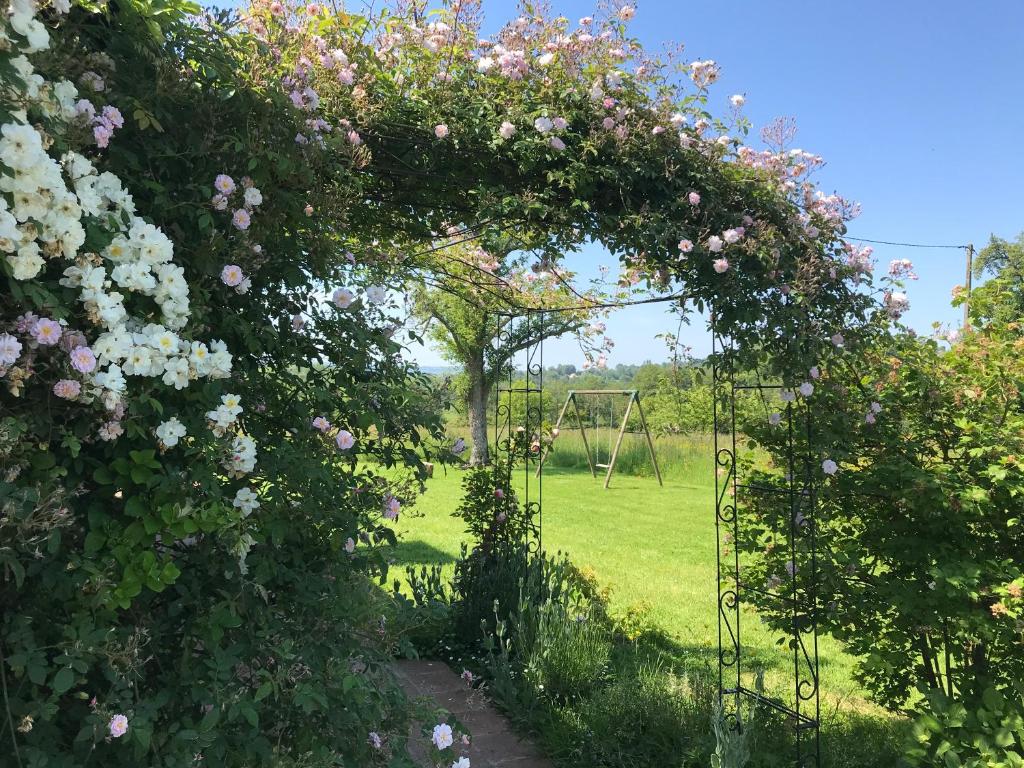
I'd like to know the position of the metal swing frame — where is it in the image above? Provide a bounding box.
[539,389,663,489]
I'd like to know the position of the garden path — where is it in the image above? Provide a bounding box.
[394,659,553,768]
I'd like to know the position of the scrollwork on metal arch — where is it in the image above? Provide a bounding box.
[718,589,740,668]
[716,448,737,524]
[796,629,820,702]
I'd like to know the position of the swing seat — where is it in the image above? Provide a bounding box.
[595,463,610,469]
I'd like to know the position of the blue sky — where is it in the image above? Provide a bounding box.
[408,0,1024,367]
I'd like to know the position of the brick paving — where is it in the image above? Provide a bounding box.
[394,659,553,768]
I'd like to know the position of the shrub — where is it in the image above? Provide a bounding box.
[907,684,1024,768]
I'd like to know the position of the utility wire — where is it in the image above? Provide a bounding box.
[845,235,968,249]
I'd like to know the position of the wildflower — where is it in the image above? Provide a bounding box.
[365,286,387,305]
[243,187,263,208]
[93,124,112,148]
[830,333,844,348]
[108,714,128,738]
[70,345,97,373]
[723,228,741,244]
[865,412,876,425]
[553,117,568,130]
[312,416,330,432]
[156,417,187,447]
[549,136,566,151]
[712,258,729,274]
[706,235,723,252]
[432,723,454,750]
[0,333,22,366]
[498,121,516,139]
[32,318,62,346]
[221,265,244,287]
[461,669,474,684]
[304,204,314,216]
[809,366,820,380]
[780,389,796,403]
[384,495,401,520]
[619,5,635,20]
[333,288,354,308]
[434,124,450,139]
[602,117,615,130]
[870,401,882,413]
[452,437,466,454]
[799,382,814,397]
[335,430,355,450]
[53,379,81,399]
[821,459,838,476]
[214,175,236,195]
[232,209,251,230]
[233,487,260,516]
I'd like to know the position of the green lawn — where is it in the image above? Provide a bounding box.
[392,463,885,715]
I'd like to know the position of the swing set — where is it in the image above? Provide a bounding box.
[540,389,662,489]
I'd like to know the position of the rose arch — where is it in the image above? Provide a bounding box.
[1,0,898,765]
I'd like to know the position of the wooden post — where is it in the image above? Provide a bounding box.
[572,393,598,478]
[603,395,634,489]
[963,243,974,328]
[536,390,573,478]
[633,393,663,487]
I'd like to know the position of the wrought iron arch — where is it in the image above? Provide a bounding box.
[713,312,822,768]
[493,310,545,556]
[491,298,824,768]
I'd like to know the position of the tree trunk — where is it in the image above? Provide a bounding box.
[466,355,490,465]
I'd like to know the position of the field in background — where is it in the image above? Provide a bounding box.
[392,455,885,715]
[540,430,714,480]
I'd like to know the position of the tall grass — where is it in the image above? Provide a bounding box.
[542,431,715,483]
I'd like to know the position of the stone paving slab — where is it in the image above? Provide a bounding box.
[394,659,553,768]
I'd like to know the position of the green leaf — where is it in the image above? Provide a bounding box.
[52,666,75,694]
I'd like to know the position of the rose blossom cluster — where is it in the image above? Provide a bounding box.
[1,8,233,444]
[74,100,124,148]
[211,174,263,232]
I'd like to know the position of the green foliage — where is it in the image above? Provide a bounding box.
[738,319,1024,763]
[908,684,1024,768]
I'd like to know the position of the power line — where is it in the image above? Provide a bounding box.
[845,235,968,250]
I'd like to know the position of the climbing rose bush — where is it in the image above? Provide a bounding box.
[2,1,444,765]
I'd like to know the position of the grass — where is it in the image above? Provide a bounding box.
[392,449,886,716]
[541,430,714,481]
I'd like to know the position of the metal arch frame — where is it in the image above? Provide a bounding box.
[493,310,545,556]
[493,303,824,767]
[539,389,663,489]
[713,318,822,768]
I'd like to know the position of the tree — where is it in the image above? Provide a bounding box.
[963,232,1024,329]
[411,244,610,464]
